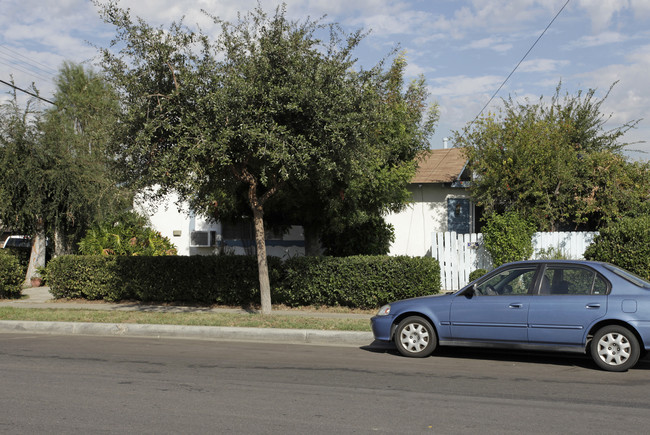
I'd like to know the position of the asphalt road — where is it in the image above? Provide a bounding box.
[1,334,649,434]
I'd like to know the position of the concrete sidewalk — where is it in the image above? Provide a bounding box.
[0,286,379,348]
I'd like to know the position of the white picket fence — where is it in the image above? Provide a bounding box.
[432,231,598,291]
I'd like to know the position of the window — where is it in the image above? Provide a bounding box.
[540,266,609,295]
[476,266,537,296]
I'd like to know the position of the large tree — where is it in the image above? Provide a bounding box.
[455,83,648,231]
[0,88,47,283]
[97,3,436,312]
[40,62,131,255]
[0,64,129,284]
[265,53,438,255]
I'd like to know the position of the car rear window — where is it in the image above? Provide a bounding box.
[603,264,650,289]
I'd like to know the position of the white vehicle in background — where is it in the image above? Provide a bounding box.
[2,235,32,249]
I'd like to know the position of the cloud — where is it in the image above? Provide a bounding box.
[429,74,505,97]
[463,36,513,53]
[574,43,650,155]
[518,58,570,73]
[576,0,629,31]
[567,31,629,48]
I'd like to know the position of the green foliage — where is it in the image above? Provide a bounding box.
[47,255,283,303]
[0,250,24,299]
[468,269,488,282]
[2,246,30,270]
[536,247,569,260]
[78,211,177,256]
[40,62,132,253]
[275,256,440,309]
[584,216,650,280]
[46,254,439,308]
[456,82,647,231]
[0,90,46,237]
[0,64,130,278]
[321,215,395,256]
[483,211,536,267]
[267,52,438,254]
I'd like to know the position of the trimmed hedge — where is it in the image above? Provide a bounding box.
[47,255,282,304]
[0,250,24,299]
[275,256,440,309]
[46,254,440,309]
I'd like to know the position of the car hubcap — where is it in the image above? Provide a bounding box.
[597,332,631,366]
[400,323,429,353]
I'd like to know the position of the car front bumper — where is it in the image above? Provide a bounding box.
[371,315,395,342]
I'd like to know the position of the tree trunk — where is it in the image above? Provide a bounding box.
[236,167,278,315]
[54,225,69,257]
[303,224,321,256]
[252,205,272,314]
[25,220,47,286]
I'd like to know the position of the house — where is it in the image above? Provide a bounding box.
[385,147,474,257]
[135,190,305,258]
[138,147,473,258]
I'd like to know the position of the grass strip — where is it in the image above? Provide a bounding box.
[0,307,371,331]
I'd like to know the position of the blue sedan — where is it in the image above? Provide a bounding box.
[371,260,650,371]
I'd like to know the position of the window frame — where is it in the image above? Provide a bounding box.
[535,263,611,296]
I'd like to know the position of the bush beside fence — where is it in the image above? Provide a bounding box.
[46,254,440,309]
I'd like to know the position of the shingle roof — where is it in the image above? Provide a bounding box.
[412,147,468,184]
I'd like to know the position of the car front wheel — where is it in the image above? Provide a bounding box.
[590,325,640,372]
[395,316,437,358]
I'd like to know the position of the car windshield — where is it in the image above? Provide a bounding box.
[603,264,650,289]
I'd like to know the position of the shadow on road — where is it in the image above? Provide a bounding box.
[360,341,650,371]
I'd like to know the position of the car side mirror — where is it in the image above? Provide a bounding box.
[460,285,477,298]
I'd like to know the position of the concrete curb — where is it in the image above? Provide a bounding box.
[0,320,375,347]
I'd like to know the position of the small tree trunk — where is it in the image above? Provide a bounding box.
[54,225,68,257]
[252,206,272,314]
[303,225,321,256]
[25,220,47,286]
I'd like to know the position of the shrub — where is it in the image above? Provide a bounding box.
[78,211,177,256]
[584,216,650,280]
[276,256,440,309]
[536,246,568,260]
[482,211,536,267]
[468,268,488,282]
[47,255,282,305]
[0,250,25,298]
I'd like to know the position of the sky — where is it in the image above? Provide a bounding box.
[1,0,649,158]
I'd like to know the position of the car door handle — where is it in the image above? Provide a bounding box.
[508,303,523,309]
[586,304,601,309]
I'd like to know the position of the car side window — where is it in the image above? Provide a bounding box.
[475,267,537,296]
[540,266,609,295]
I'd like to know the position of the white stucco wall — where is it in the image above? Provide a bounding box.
[134,191,221,256]
[135,191,305,258]
[136,184,470,258]
[385,184,470,257]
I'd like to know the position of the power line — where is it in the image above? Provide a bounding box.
[0,44,58,77]
[0,57,53,83]
[468,0,571,129]
[0,78,55,105]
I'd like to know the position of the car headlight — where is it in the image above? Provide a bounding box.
[376,304,391,316]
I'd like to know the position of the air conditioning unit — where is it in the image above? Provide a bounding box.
[190,231,210,247]
[190,231,220,247]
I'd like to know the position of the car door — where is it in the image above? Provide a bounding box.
[450,265,538,343]
[528,264,609,346]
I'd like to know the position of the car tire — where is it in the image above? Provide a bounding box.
[590,325,640,372]
[395,316,437,358]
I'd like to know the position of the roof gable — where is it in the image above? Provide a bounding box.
[413,148,468,184]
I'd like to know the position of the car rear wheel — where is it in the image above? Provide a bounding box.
[395,316,437,358]
[590,325,640,372]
